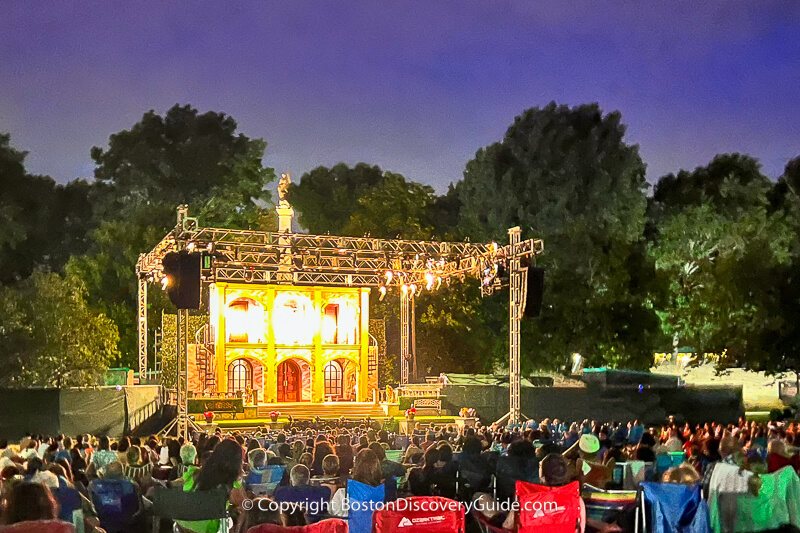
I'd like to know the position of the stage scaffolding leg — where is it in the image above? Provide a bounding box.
[160,308,200,440]
[495,227,527,427]
[400,289,410,385]
[137,274,147,380]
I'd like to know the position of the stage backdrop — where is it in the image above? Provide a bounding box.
[0,385,161,441]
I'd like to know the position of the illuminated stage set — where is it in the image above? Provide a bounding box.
[137,182,542,438]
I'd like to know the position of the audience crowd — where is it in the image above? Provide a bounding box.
[1,415,800,532]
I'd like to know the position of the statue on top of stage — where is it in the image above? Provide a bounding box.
[278,172,291,208]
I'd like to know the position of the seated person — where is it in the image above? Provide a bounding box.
[274,464,330,522]
[569,434,614,489]
[245,448,270,486]
[311,454,343,497]
[495,440,539,504]
[368,442,406,480]
[2,482,75,533]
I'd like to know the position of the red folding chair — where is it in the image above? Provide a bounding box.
[247,517,348,533]
[372,496,465,533]
[472,481,582,533]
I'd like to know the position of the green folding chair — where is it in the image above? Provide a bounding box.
[150,486,229,533]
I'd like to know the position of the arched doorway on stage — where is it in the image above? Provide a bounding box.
[227,359,252,395]
[277,359,301,402]
[323,360,343,400]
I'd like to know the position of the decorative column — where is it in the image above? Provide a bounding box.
[266,287,277,402]
[312,288,324,402]
[359,288,371,402]
[214,284,228,393]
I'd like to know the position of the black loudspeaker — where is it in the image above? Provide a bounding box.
[162,251,202,309]
[524,266,545,318]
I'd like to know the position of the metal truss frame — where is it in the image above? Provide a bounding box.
[137,206,544,427]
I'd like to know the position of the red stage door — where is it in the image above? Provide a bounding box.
[277,360,300,402]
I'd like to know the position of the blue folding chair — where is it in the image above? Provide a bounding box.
[640,482,710,533]
[347,479,385,533]
[89,478,141,533]
[655,452,686,477]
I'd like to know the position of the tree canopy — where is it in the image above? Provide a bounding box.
[0,272,119,388]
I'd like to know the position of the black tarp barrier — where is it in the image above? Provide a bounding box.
[0,386,162,440]
[0,389,60,440]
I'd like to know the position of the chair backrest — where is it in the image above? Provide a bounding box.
[89,478,140,531]
[246,518,348,533]
[655,452,685,476]
[581,485,638,524]
[516,480,582,533]
[641,482,710,533]
[0,521,76,533]
[52,485,83,523]
[347,479,386,533]
[266,464,287,483]
[373,496,464,533]
[385,450,403,463]
[151,486,229,521]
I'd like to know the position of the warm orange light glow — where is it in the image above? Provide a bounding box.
[225,298,266,343]
[273,292,315,345]
[425,272,435,291]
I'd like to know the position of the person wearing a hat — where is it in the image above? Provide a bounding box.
[565,433,615,489]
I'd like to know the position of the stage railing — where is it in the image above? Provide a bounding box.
[398,383,442,398]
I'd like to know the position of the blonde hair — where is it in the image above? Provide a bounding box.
[663,463,700,486]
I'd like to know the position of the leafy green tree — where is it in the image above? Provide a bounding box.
[649,157,796,373]
[70,104,277,367]
[459,102,664,370]
[0,133,93,283]
[0,272,119,388]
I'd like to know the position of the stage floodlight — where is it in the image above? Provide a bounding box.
[410,284,417,296]
[425,272,435,291]
[385,270,393,283]
[161,251,201,309]
[401,283,409,295]
[379,285,387,301]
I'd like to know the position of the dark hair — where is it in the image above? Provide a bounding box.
[422,446,440,471]
[437,443,453,463]
[352,449,382,487]
[3,482,58,523]
[117,436,130,454]
[462,436,482,457]
[194,438,243,491]
[640,433,656,447]
[98,436,110,450]
[368,442,386,461]
[508,440,535,459]
[540,453,569,486]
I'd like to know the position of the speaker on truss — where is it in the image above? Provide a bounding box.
[162,251,202,309]
[524,266,545,318]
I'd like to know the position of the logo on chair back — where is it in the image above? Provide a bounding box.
[399,517,413,527]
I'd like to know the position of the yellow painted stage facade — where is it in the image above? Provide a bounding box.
[207,283,371,403]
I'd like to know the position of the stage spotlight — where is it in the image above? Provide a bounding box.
[436,277,442,290]
[425,272,435,291]
[379,285,387,301]
[410,284,417,296]
[161,276,171,290]
[401,283,409,295]
[206,242,214,253]
[186,241,195,252]
[385,271,393,283]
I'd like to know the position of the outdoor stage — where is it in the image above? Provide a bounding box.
[137,194,543,439]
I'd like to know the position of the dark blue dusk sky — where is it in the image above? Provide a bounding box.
[2,1,799,193]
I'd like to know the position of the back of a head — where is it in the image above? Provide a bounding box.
[423,446,440,469]
[3,482,57,524]
[195,438,244,491]
[322,454,339,477]
[104,461,124,479]
[720,436,738,458]
[663,464,701,486]
[508,439,535,460]
[368,442,386,461]
[180,443,197,465]
[126,446,141,466]
[290,464,310,487]
[249,448,267,469]
[299,453,313,468]
[353,449,382,487]
[540,453,569,487]
[462,436,482,457]
[277,433,286,444]
[437,443,453,463]
[278,443,291,459]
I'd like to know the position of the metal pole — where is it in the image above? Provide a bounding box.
[508,227,522,425]
[400,288,410,385]
[137,268,148,380]
[176,308,189,441]
[411,293,417,380]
